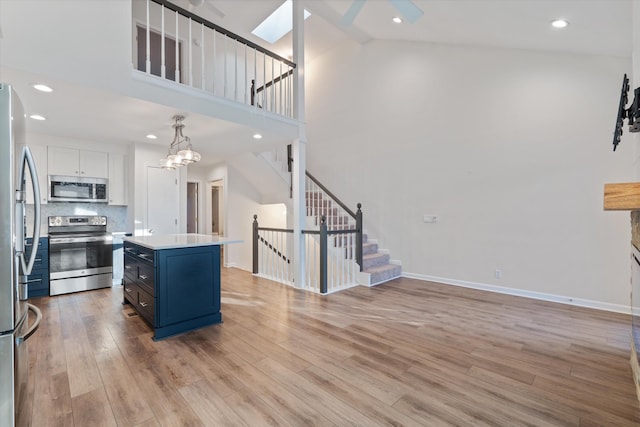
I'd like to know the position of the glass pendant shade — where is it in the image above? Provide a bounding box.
[160,157,176,170]
[158,115,201,169]
[177,148,201,163]
[168,153,185,167]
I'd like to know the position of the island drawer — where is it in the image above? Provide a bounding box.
[123,243,138,257]
[137,263,155,295]
[137,287,155,325]
[123,280,138,303]
[123,257,137,281]
[136,247,154,264]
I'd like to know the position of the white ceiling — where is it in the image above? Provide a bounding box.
[1,0,634,165]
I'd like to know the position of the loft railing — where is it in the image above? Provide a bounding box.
[252,216,294,285]
[252,169,364,294]
[133,0,296,118]
[302,216,360,294]
[305,171,363,270]
[250,69,295,117]
[252,214,360,294]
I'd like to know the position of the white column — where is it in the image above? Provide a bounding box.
[292,0,307,288]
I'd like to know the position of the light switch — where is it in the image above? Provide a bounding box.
[423,215,438,223]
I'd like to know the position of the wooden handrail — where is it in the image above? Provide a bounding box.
[250,69,295,107]
[255,69,294,94]
[305,171,357,218]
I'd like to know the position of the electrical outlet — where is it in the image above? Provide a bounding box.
[495,269,502,279]
[423,215,438,223]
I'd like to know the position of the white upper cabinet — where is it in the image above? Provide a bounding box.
[48,147,108,178]
[108,153,127,206]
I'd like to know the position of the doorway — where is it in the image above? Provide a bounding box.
[210,180,223,236]
[136,25,182,82]
[187,182,198,233]
[209,179,224,265]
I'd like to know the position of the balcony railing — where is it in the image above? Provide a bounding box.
[132,0,296,118]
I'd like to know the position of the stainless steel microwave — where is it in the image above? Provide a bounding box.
[48,175,108,203]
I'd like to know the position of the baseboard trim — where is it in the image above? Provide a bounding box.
[402,272,630,315]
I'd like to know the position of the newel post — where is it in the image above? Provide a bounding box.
[250,79,256,106]
[252,214,258,274]
[320,215,328,294]
[356,203,363,272]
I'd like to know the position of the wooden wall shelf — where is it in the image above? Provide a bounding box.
[604,182,640,210]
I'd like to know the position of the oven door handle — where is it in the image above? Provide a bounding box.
[50,236,113,244]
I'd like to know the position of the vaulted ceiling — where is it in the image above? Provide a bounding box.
[0,0,633,165]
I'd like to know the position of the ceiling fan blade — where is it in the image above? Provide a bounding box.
[205,1,225,19]
[388,0,424,23]
[340,0,366,26]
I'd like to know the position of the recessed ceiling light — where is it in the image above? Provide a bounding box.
[146,134,157,140]
[253,133,263,140]
[392,16,403,24]
[32,84,53,93]
[29,114,46,121]
[551,19,569,29]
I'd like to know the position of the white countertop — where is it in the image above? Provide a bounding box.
[123,234,241,250]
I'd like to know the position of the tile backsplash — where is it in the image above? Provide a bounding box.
[26,203,128,234]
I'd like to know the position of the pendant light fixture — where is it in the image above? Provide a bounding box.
[159,115,201,169]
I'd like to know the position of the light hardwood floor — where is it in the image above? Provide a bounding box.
[23,269,640,426]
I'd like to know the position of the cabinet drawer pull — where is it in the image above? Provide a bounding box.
[140,301,148,308]
[139,274,148,280]
[125,265,132,270]
[25,278,42,284]
[125,287,134,293]
[125,248,136,253]
[138,253,151,261]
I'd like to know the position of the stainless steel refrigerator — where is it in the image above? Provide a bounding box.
[0,84,43,426]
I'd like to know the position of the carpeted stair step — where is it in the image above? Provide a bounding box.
[365,264,402,285]
[363,252,390,270]
[362,241,377,255]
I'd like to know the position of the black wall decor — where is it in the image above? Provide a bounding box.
[613,73,640,151]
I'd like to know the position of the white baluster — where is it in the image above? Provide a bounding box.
[146,0,151,73]
[175,11,180,83]
[188,18,193,87]
[224,35,228,98]
[201,23,205,90]
[161,5,165,78]
[212,30,216,94]
[279,61,283,115]
[244,44,248,105]
[234,40,238,102]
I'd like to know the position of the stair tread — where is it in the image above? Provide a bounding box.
[364,264,401,274]
[363,252,389,259]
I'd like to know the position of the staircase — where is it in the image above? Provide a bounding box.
[360,235,402,286]
[305,191,402,286]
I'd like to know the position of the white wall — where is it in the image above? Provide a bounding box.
[0,0,133,89]
[306,39,633,308]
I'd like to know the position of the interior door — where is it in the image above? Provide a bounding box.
[187,182,198,233]
[147,167,178,235]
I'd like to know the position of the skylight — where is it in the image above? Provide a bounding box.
[251,0,310,44]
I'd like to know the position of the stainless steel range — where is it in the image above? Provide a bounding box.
[48,216,113,296]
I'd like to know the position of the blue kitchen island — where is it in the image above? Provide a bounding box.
[122,234,240,340]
